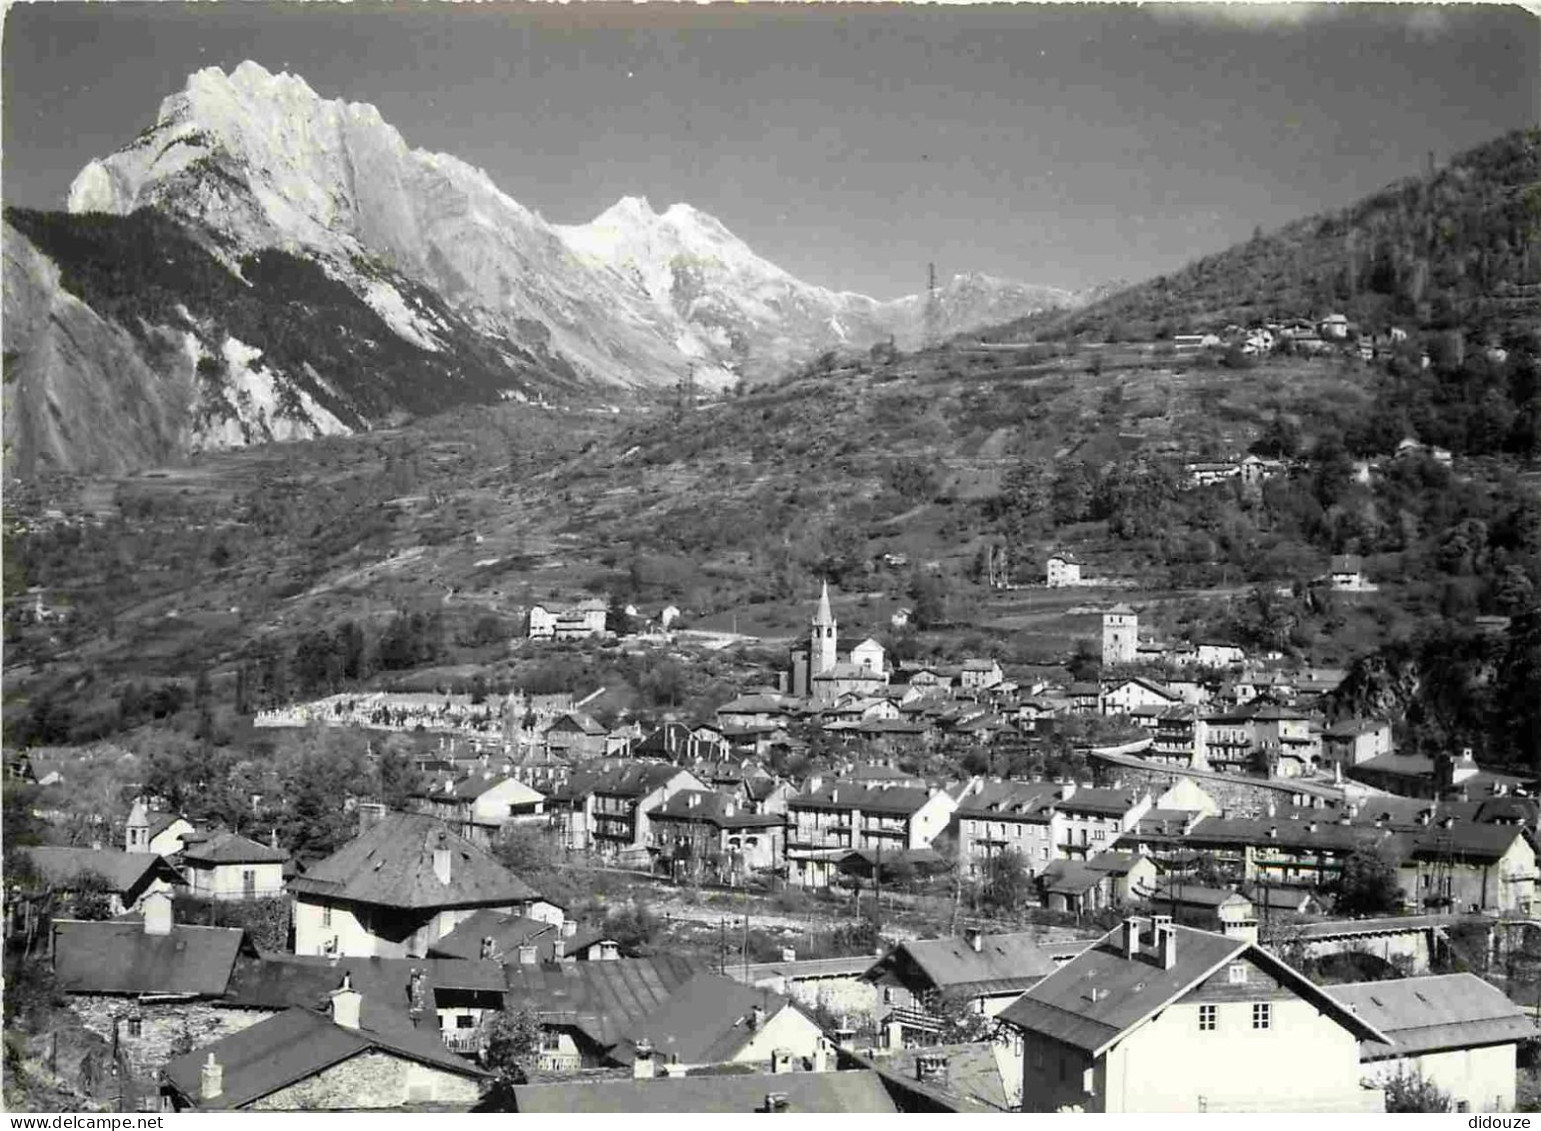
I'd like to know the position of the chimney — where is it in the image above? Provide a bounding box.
[517,944,539,966]
[633,1037,655,1079]
[142,887,173,937]
[750,1004,767,1030]
[357,801,386,835]
[965,927,984,953]
[1060,781,1077,800]
[330,972,362,1030]
[771,1048,795,1074]
[1122,917,1141,959]
[764,1092,790,1113]
[553,935,565,961]
[200,1052,223,1102]
[916,1052,950,1088]
[433,830,453,885]
[1160,923,1178,970]
[812,1037,832,1074]
[479,936,498,961]
[562,919,577,938]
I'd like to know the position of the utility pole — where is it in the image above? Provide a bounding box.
[874,838,884,934]
[923,262,940,352]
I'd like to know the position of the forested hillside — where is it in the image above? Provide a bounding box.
[985,128,1541,343]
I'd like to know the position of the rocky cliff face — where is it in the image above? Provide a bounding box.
[67,62,1082,391]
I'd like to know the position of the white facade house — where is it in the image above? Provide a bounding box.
[1047,553,1082,588]
[179,832,287,901]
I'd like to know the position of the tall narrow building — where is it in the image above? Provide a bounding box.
[810,580,838,676]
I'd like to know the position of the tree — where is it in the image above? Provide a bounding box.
[1333,843,1405,917]
[908,569,948,630]
[493,824,559,877]
[482,1006,545,1108]
[982,849,1031,914]
[64,870,115,921]
[1382,1066,1453,1113]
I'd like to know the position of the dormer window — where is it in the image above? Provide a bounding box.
[1227,963,1248,985]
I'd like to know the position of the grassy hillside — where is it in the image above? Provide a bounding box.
[983,128,1541,343]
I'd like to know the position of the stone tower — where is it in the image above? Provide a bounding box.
[1102,603,1137,667]
[125,795,151,853]
[810,581,838,676]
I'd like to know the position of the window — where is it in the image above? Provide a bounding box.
[456,1015,475,1029]
[126,1017,143,1038]
[1228,963,1248,985]
[242,869,256,897]
[1252,1003,1271,1030]
[322,904,332,928]
[1197,1005,1216,1031]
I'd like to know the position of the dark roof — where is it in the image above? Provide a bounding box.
[881,1043,1015,1111]
[791,783,935,817]
[956,780,1061,820]
[52,920,246,996]
[1149,883,1253,910]
[1040,860,1105,896]
[223,954,507,1036]
[180,831,288,866]
[999,922,1385,1056]
[18,846,181,895]
[162,1006,487,1110]
[881,932,1084,1000]
[610,972,802,1065]
[287,812,538,911]
[651,790,784,829]
[511,1069,898,1113]
[1331,974,1537,1058]
[503,955,703,1049]
[1054,787,1145,816]
[591,763,695,798]
[426,911,555,961]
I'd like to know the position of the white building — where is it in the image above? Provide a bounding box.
[1102,605,1138,667]
[1047,553,1082,588]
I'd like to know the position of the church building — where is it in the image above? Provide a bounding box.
[787,583,889,702]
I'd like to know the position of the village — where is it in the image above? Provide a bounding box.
[8,576,1539,1114]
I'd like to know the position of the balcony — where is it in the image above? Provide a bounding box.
[442,1030,486,1056]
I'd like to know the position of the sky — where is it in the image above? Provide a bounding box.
[3,2,1538,299]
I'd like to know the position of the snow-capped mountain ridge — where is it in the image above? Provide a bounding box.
[67,62,1084,390]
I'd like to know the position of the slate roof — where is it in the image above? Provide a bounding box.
[791,783,934,817]
[999,922,1385,1056]
[52,920,246,996]
[1054,787,1145,816]
[502,954,703,1049]
[882,1042,1016,1111]
[1040,860,1105,896]
[180,831,288,866]
[426,911,556,961]
[18,846,181,895]
[878,932,1084,1001]
[1331,974,1537,1058]
[162,1006,488,1110]
[511,1069,898,1113]
[591,763,693,798]
[223,954,507,1034]
[651,790,784,829]
[610,972,803,1065]
[286,812,538,911]
[956,780,1061,819]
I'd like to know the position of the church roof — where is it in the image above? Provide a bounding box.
[812,581,834,626]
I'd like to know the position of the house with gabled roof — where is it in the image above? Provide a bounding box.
[1330,974,1537,1112]
[609,972,826,1072]
[179,832,288,901]
[51,889,262,1081]
[161,977,489,1111]
[16,845,184,917]
[786,782,958,889]
[1001,916,1388,1112]
[501,954,704,1069]
[866,928,1093,1026]
[411,773,546,847]
[648,789,785,881]
[288,812,558,959]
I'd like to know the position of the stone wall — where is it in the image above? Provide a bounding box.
[248,1049,483,1110]
[67,997,270,1080]
[1095,755,1332,818]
